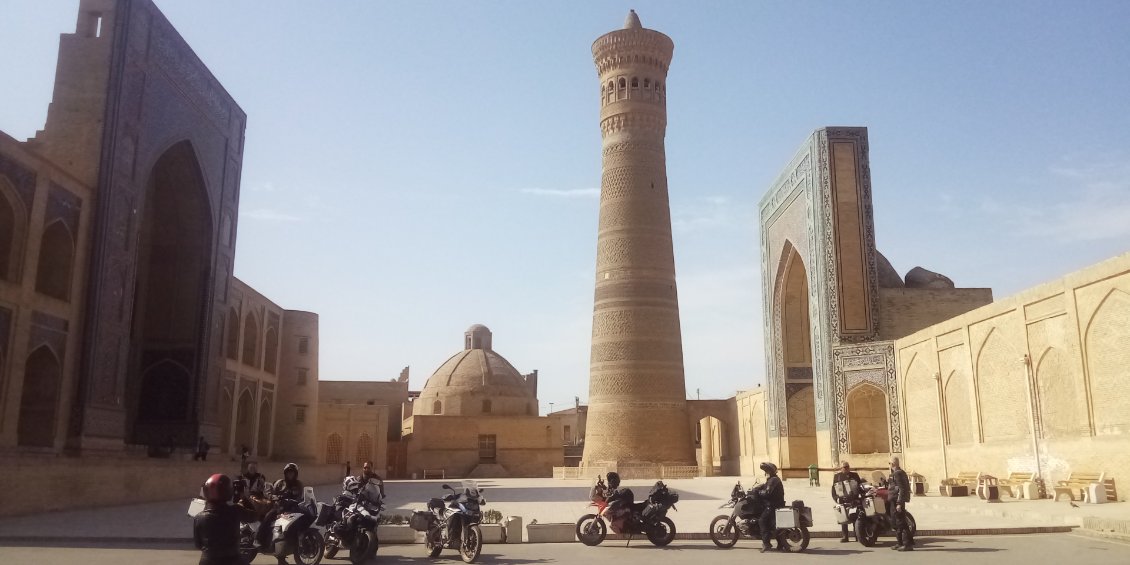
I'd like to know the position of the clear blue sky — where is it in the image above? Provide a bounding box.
[3,1,1128,412]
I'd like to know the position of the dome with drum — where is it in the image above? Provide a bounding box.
[416,325,538,416]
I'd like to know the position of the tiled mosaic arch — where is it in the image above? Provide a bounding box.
[760,127,895,464]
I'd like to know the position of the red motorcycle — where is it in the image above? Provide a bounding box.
[575,476,679,547]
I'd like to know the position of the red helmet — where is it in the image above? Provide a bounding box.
[203,474,233,503]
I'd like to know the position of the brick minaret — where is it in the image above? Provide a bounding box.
[581,10,695,467]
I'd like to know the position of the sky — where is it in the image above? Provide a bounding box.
[2,1,1128,413]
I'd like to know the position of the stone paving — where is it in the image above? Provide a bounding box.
[0,476,1122,542]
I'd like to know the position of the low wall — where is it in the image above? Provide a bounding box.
[0,456,344,517]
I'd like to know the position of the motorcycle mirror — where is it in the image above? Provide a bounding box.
[441,484,451,490]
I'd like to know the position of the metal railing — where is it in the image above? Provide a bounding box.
[553,464,704,480]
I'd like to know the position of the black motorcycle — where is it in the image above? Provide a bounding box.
[411,481,485,564]
[317,476,383,563]
[709,481,811,552]
[576,479,679,547]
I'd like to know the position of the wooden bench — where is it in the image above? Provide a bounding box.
[1055,472,1117,502]
[939,471,981,496]
[998,471,1035,498]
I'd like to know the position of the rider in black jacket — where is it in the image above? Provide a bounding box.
[194,474,256,565]
[888,456,914,551]
[753,462,786,553]
[832,461,863,542]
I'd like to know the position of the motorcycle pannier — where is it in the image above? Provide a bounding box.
[315,502,335,527]
[409,510,434,532]
[833,479,860,499]
[864,496,886,517]
[833,503,850,525]
[775,508,798,529]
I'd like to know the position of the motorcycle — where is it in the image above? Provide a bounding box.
[575,477,679,547]
[411,481,486,564]
[317,476,383,564]
[853,480,916,546]
[187,479,325,565]
[709,481,811,552]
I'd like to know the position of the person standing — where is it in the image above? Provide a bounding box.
[889,456,914,551]
[194,474,256,565]
[753,462,786,553]
[832,461,863,542]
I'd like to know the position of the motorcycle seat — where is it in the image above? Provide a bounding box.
[632,501,647,513]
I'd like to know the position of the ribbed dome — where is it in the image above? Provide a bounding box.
[423,348,532,397]
[417,325,538,416]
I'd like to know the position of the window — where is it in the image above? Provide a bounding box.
[618,78,625,89]
[478,434,497,463]
[298,336,309,355]
[356,433,373,464]
[564,425,572,444]
[295,405,307,424]
[241,314,259,367]
[326,432,342,463]
[263,327,279,374]
[297,368,308,387]
[433,400,442,415]
[225,308,239,361]
[631,77,638,88]
[482,399,492,414]
[0,177,22,283]
[644,78,650,88]
[34,221,74,301]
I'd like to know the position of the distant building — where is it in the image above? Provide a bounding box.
[0,0,317,460]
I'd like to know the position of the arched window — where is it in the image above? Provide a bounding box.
[242,313,259,367]
[18,345,62,447]
[0,176,24,282]
[482,399,492,414]
[631,77,638,88]
[618,78,626,89]
[607,80,614,91]
[326,433,343,464]
[225,308,239,361]
[34,221,74,301]
[264,326,279,374]
[356,433,372,464]
[432,400,442,415]
[643,78,650,89]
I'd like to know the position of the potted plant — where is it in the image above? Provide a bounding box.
[376,513,418,544]
[479,509,505,543]
[526,518,576,543]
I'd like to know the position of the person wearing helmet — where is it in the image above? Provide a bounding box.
[752,461,786,553]
[257,463,305,556]
[194,474,255,565]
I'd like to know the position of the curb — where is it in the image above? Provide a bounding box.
[0,525,1075,546]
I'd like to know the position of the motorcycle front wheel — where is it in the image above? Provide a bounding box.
[906,511,917,535]
[708,515,738,549]
[323,530,340,559]
[293,528,325,565]
[459,524,482,564]
[855,517,878,547]
[575,514,607,546]
[424,528,443,558]
[646,517,676,547]
[781,527,810,553]
[349,529,378,564]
